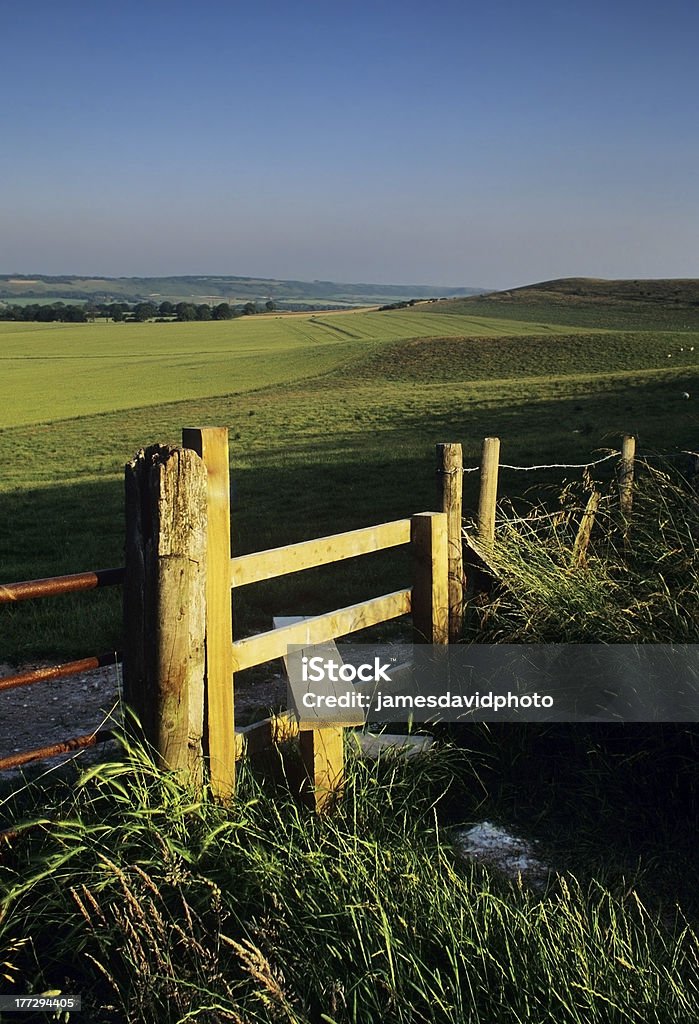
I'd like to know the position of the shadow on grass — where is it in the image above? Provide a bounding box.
[1,372,697,660]
[444,720,699,920]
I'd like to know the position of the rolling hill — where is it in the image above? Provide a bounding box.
[419,277,699,331]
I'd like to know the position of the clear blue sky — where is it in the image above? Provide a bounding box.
[2,0,698,288]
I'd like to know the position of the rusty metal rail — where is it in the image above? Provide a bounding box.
[0,729,115,772]
[0,567,124,604]
[0,652,122,693]
[0,568,125,771]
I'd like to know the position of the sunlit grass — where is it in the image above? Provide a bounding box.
[1,736,696,1023]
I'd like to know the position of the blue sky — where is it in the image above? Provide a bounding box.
[2,0,698,288]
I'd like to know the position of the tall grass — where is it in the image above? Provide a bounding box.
[450,464,699,943]
[472,462,699,644]
[0,736,697,1023]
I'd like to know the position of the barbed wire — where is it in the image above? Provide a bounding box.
[458,451,621,474]
[455,449,699,475]
[640,450,699,461]
[486,494,616,526]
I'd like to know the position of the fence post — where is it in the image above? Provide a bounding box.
[411,512,449,644]
[299,727,345,814]
[436,443,464,642]
[182,428,235,800]
[571,490,601,566]
[619,434,636,518]
[478,437,500,551]
[123,444,207,788]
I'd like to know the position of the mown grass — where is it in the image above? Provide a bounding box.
[0,311,567,429]
[0,736,697,1024]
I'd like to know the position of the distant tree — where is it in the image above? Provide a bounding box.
[195,303,212,321]
[133,302,157,322]
[212,302,233,320]
[175,302,197,321]
[109,303,126,322]
[57,305,87,323]
[242,301,256,316]
[159,300,174,316]
[265,299,275,312]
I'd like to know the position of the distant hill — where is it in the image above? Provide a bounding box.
[486,277,699,306]
[418,277,699,331]
[0,274,486,309]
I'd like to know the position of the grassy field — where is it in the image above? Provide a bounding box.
[2,287,698,1023]
[421,277,699,331]
[1,736,696,1023]
[0,311,579,428]
[1,301,698,660]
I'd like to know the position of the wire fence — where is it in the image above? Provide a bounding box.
[459,449,695,474]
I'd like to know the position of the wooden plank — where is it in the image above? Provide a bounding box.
[234,710,299,760]
[232,589,411,671]
[182,428,235,800]
[231,518,411,587]
[436,442,464,642]
[123,445,207,786]
[274,615,363,727]
[477,436,500,551]
[349,732,434,759]
[411,512,449,644]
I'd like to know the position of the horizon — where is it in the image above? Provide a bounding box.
[3,0,699,289]
[0,270,484,291]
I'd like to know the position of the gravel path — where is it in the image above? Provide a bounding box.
[0,660,288,786]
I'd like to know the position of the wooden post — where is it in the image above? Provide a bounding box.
[477,437,500,551]
[299,728,345,813]
[571,491,601,567]
[123,444,207,787]
[274,619,347,814]
[619,434,636,517]
[182,428,235,800]
[411,512,449,644]
[436,443,464,643]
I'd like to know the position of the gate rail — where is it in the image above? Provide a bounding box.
[0,570,124,771]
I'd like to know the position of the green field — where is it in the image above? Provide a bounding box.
[0,311,594,428]
[1,301,699,660]
[422,277,699,331]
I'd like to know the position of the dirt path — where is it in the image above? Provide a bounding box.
[0,661,288,785]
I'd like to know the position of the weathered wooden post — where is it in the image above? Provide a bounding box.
[619,434,636,518]
[182,428,235,801]
[123,444,207,788]
[411,512,449,644]
[436,443,464,643]
[477,437,500,551]
[571,490,601,567]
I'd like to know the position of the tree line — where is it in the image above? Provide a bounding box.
[0,299,276,323]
